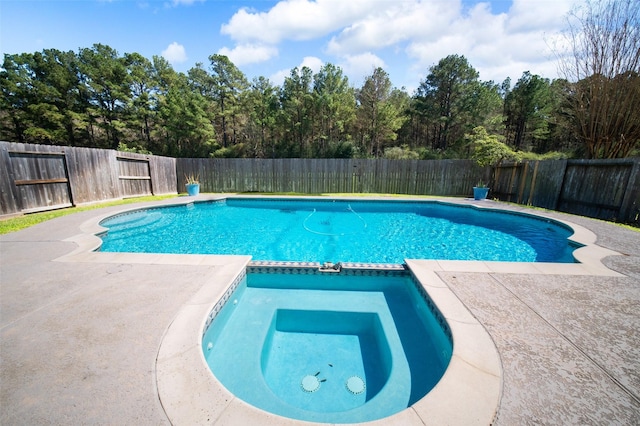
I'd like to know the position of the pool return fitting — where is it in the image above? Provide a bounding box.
[318,262,342,273]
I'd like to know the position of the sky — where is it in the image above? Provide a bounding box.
[0,0,576,92]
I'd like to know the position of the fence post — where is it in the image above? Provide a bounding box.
[551,159,569,211]
[618,158,640,224]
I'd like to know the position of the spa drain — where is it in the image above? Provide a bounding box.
[346,376,365,395]
[301,375,321,393]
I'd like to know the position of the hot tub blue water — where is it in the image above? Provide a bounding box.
[99,198,579,263]
[202,270,452,423]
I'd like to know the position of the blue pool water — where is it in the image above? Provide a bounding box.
[99,198,578,263]
[202,270,452,423]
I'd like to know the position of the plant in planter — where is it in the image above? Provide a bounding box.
[185,174,200,196]
[473,179,490,200]
[466,126,519,200]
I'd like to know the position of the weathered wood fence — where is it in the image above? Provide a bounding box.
[177,157,639,225]
[493,159,640,224]
[176,158,489,196]
[2,142,638,225]
[0,141,176,216]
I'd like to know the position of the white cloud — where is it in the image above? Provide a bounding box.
[299,56,324,73]
[327,1,460,56]
[221,0,576,86]
[269,69,290,87]
[402,0,574,83]
[506,0,573,33]
[161,42,188,64]
[221,0,374,44]
[218,44,278,66]
[338,52,386,82]
[269,56,324,86]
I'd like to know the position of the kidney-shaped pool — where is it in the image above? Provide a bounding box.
[99,197,580,263]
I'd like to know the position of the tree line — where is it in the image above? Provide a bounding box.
[1,1,637,160]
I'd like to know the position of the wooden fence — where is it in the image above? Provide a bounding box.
[176,158,490,196]
[0,141,176,216]
[177,157,639,225]
[2,141,638,225]
[493,159,640,224]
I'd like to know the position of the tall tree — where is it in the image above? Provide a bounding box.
[78,44,131,149]
[156,73,215,157]
[558,0,640,158]
[355,67,405,157]
[124,52,156,150]
[504,71,553,151]
[312,64,356,157]
[413,55,482,152]
[0,50,85,145]
[280,66,314,157]
[247,76,279,157]
[208,54,249,148]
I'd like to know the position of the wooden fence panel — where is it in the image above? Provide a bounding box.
[558,160,635,222]
[148,155,177,195]
[619,160,640,223]
[116,156,152,198]
[64,145,120,203]
[1,141,177,216]
[0,145,20,214]
[174,158,486,197]
[527,160,566,210]
[8,150,72,213]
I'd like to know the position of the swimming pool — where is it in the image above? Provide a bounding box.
[99,197,579,263]
[202,268,452,423]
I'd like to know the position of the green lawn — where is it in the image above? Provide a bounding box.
[0,195,178,235]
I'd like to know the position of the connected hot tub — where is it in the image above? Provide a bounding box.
[202,268,452,423]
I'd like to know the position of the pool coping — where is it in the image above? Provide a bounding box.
[53,195,625,425]
[56,194,623,278]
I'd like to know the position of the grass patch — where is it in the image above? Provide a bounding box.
[0,194,178,235]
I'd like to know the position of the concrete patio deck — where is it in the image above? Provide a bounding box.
[1,196,639,425]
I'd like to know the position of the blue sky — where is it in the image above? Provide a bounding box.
[1,0,575,92]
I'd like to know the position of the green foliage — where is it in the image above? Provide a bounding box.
[117,142,151,154]
[384,145,420,159]
[355,68,406,157]
[412,55,500,152]
[518,151,571,161]
[3,44,631,160]
[466,126,518,167]
[503,71,553,151]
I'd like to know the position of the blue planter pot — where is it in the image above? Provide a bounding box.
[186,183,200,196]
[473,187,489,200]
